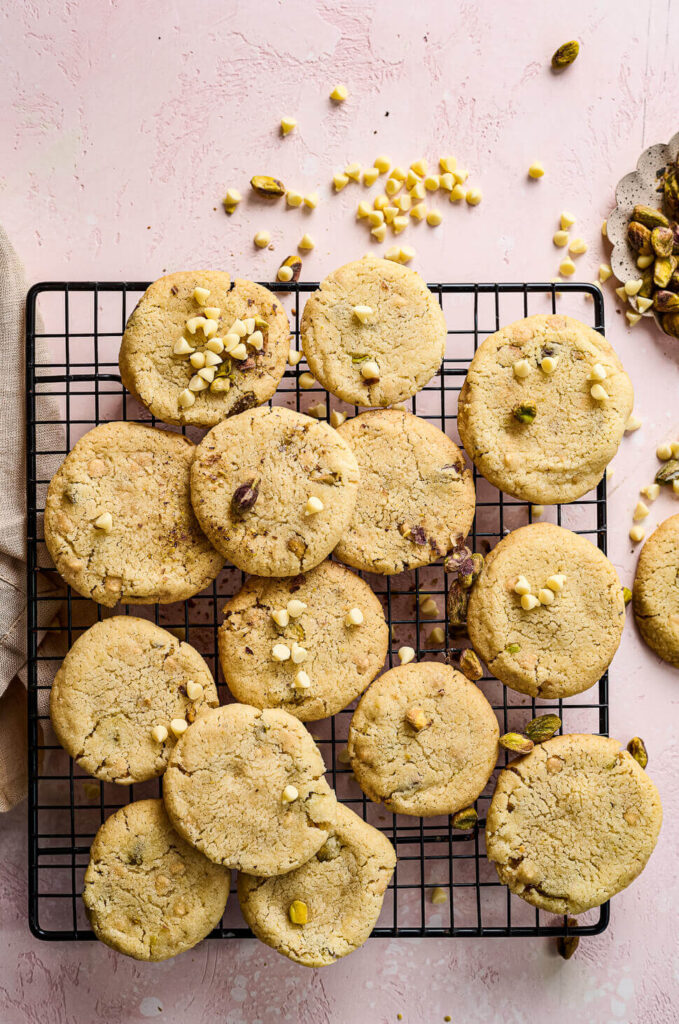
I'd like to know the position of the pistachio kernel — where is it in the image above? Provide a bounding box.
[525,714,561,744]
[505,642,521,654]
[451,806,478,830]
[288,899,308,925]
[655,459,679,484]
[499,732,534,754]
[551,40,579,68]
[627,736,648,769]
[622,586,632,606]
[250,174,285,197]
[231,479,259,515]
[459,648,483,681]
[513,401,537,424]
[405,706,431,731]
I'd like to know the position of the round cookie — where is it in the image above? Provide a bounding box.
[485,734,662,915]
[119,271,290,428]
[457,314,634,504]
[348,662,499,817]
[190,405,360,576]
[467,523,625,699]
[163,704,337,875]
[50,616,219,784]
[219,561,388,721]
[44,422,224,607]
[238,803,396,967]
[300,256,446,407]
[83,799,230,961]
[334,409,475,574]
[633,514,679,667]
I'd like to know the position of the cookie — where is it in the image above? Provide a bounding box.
[119,271,290,428]
[467,523,625,699]
[334,409,475,574]
[163,704,337,875]
[633,513,679,666]
[348,662,499,817]
[190,406,360,576]
[218,560,388,721]
[50,616,219,784]
[300,256,446,407]
[238,803,396,967]
[457,314,634,504]
[83,799,230,961]
[485,734,662,915]
[44,422,224,606]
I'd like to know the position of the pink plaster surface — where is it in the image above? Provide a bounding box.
[2,1,679,1021]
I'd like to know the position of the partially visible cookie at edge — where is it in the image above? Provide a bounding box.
[300,256,446,407]
[633,513,679,667]
[238,803,396,967]
[83,799,231,961]
[190,405,360,576]
[119,271,290,428]
[334,409,475,574]
[44,422,225,607]
[50,616,219,784]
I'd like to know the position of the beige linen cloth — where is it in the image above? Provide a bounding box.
[0,227,64,810]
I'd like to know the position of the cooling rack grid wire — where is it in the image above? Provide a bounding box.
[26,279,608,941]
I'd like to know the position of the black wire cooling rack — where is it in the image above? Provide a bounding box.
[26,279,608,944]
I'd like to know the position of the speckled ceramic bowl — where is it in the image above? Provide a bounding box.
[607,130,679,329]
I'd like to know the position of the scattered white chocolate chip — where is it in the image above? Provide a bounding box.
[426,209,443,227]
[224,188,242,210]
[636,255,654,270]
[560,211,576,230]
[202,319,218,338]
[357,200,371,219]
[528,162,545,179]
[410,181,427,200]
[333,172,350,191]
[294,670,311,691]
[287,599,307,618]
[394,194,412,212]
[280,116,297,135]
[625,414,642,433]
[353,305,374,323]
[186,681,204,701]
[286,189,303,208]
[254,230,271,248]
[391,166,407,182]
[282,784,299,803]
[345,607,364,627]
[633,501,650,521]
[466,187,482,205]
[513,359,531,379]
[304,192,319,209]
[531,505,544,517]
[290,642,308,664]
[345,162,361,181]
[385,177,401,197]
[305,496,324,515]
[599,264,612,283]
[299,371,316,389]
[178,388,195,409]
[271,608,290,628]
[513,576,532,596]
[657,443,673,461]
[374,154,391,174]
[419,597,439,619]
[410,202,427,221]
[371,224,387,242]
[330,83,348,102]
[277,265,294,283]
[93,512,113,533]
[190,351,206,370]
[636,296,653,313]
[553,230,569,247]
[307,402,327,419]
[362,167,379,187]
[393,215,409,234]
[540,355,559,374]
[374,194,389,210]
[454,168,469,184]
[538,588,555,605]
[626,311,642,326]
[439,172,454,191]
[424,174,440,191]
[399,245,416,263]
[629,525,645,543]
[151,724,168,743]
[568,237,587,255]
[671,442,679,458]
[431,887,448,905]
[428,626,446,645]
[173,338,195,355]
[606,466,614,480]
[440,156,457,174]
[640,483,660,502]
[624,279,643,296]
[546,574,567,592]
[288,348,302,366]
[360,360,380,380]
[521,594,540,611]
[223,333,241,352]
[330,409,346,428]
[368,209,385,227]
[206,337,224,354]
[590,383,608,401]
[298,233,315,251]
[170,718,188,737]
[615,286,628,302]
[449,184,465,201]
[559,257,576,276]
[272,643,291,662]
[398,646,416,665]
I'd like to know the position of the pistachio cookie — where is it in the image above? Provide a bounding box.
[44,422,224,606]
[163,704,337,875]
[348,662,499,817]
[83,799,230,961]
[238,803,396,967]
[300,256,446,407]
[334,409,475,574]
[633,513,679,667]
[219,561,388,721]
[119,271,290,428]
[486,734,662,915]
[190,406,360,576]
[50,616,219,784]
[457,314,634,504]
[467,523,625,699]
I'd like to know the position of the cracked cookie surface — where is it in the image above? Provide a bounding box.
[163,703,337,875]
[218,560,388,721]
[485,734,662,915]
[300,256,446,407]
[334,409,475,574]
[119,271,290,428]
[348,662,499,817]
[633,513,679,667]
[457,314,634,504]
[44,422,225,607]
[190,406,360,576]
[50,616,219,784]
[467,523,625,699]
[238,803,396,967]
[83,798,230,961]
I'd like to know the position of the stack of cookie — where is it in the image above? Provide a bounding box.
[44,261,662,964]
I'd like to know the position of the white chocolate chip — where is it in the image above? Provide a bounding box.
[248,330,264,350]
[385,177,401,197]
[197,366,216,382]
[353,305,374,323]
[244,318,255,334]
[439,172,454,191]
[186,681,204,701]
[224,188,241,209]
[615,286,628,302]
[629,525,645,543]
[540,356,559,374]
[304,192,319,209]
[528,161,544,179]
[513,359,531,379]
[589,363,607,382]
[188,374,208,392]
[230,343,248,360]
[271,609,290,627]
[537,588,555,605]
[203,307,221,320]
[568,237,587,255]
[410,202,427,221]
[299,371,316,389]
[278,265,294,283]
[599,264,612,283]
[560,211,576,229]
[546,574,567,592]
[362,167,379,187]
[345,607,364,627]
[93,512,113,533]
[178,388,195,409]
[330,409,346,428]
[193,287,210,305]
[636,255,654,270]
[590,383,608,401]
[393,215,409,234]
[151,724,168,743]
[431,887,448,905]
[426,210,443,226]
[282,784,299,805]
[383,206,397,224]
[626,311,642,326]
[439,156,457,173]
[287,599,307,618]
[428,626,446,644]
[206,337,225,354]
[186,316,207,334]
[424,174,440,191]
[290,643,307,666]
[553,230,569,247]
[624,279,643,296]
[345,162,361,181]
[254,230,271,248]
[521,594,540,611]
[330,83,348,102]
[633,501,649,521]
[640,483,660,502]
[357,200,371,219]
[280,116,297,135]
[360,360,380,380]
[399,245,416,263]
[513,576,531,596]
[371,224,387,242]
[294,670,311,691]
[190,351,206,370]
[286,190,303,207]
[398,646,416,665]
[559,257,576,276]
[231,319,247,337]
[531,505,544,517]
[202,319,218,338]
[223,334,241,353]
[465,187,482,205]
[374,155,391,174]
[333,172,350,191]
[449,184,465,201]
[674,480,679,496]
[636,296,653,313]
[170,718,188,737]
[368,209,385,227]
[657,443,673,461]
[625,414,642,433]
[204,352,222,368]
[173,338,195,355]
[272,643,291,662]
[305,496,324,515]
[601,219,607,236]
[288,349,302,366]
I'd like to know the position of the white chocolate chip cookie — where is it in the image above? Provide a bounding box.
[633,513,679,666]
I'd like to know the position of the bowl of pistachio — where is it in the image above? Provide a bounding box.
[607,130,679,337]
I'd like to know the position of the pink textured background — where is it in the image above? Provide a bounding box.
[2,1,679,1021]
